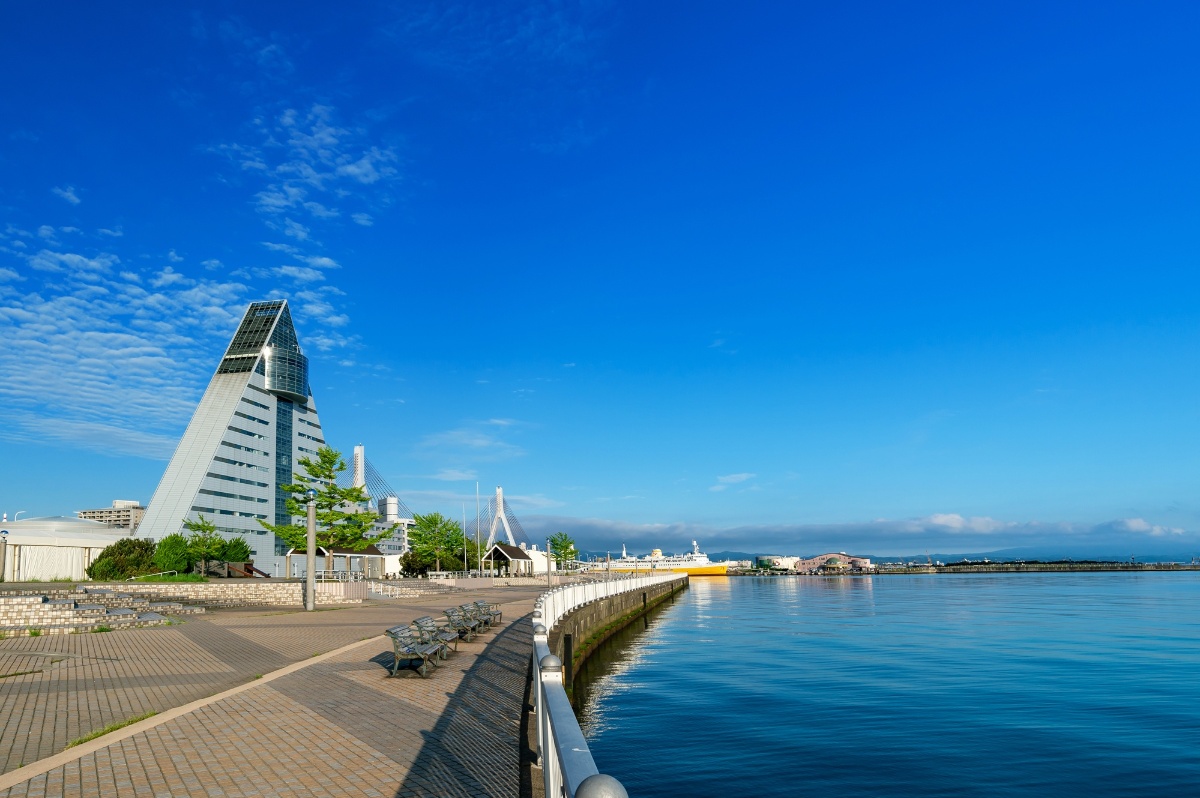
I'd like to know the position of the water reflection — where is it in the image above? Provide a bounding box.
[573,582,685,735]
[580,572,1200,798]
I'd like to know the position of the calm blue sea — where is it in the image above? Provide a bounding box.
[576,573,1200,797]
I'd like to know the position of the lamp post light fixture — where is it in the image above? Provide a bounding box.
[305,489,317,612]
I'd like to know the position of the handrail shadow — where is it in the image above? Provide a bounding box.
[392,612,533,798]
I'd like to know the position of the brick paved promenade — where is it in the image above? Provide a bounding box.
[0,587,544,797]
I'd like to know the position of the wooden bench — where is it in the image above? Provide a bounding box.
[384,625,441,677]
[462,602,499,631]
[413,616,459,655]
[443,607,481,641]
[471,600,503,626]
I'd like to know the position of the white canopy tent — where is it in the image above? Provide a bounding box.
[0,517,134,582]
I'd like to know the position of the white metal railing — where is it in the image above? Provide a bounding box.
[315,570,365,582]
[531,573,684,798]
[128,570,177,580]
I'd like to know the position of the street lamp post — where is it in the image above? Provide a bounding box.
[305,489,317,612]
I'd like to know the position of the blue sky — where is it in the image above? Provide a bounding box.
[3,1,1200,557]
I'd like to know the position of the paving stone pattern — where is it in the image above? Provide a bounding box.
[0,588,542,796]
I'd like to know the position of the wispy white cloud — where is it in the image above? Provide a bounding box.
[98,227,124,237]
[27,249,119,278]
[52,186,81,205]
[275,265,325,283]
[416,420,527,463]
[351,212,374,227]
[0,242,248,458]
[150,266,189,288]
[281,218,310,240]
[167,249,184,263]
[430,468,478,481]
[709,472,756,492]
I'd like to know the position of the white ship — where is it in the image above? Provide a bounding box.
[606,541,730,576]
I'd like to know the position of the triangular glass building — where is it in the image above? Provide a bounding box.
[139,300,325,567]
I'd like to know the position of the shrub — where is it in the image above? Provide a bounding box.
[153,533,193,574]
[185,515,225,574]
[221,535,253,563]
[85,538,156,581]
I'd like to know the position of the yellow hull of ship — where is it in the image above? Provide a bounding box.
[607,563,729,576]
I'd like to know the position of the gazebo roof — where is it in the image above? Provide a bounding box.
[486,542,532,561]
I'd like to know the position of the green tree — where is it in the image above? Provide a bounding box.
[258,445,396,560]
[408,512,467,573]
[221,536,253,563]
[185,514,225,576]
[153,533,193,574]
[548,531,577,565]
[85,538,156,581]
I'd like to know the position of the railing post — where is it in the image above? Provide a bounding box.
[576,774,630,798]
[540,653,564,798]
[532,621,548,766]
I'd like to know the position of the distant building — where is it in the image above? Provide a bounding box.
[138,300,327,568]
[372,496,411,557]
[76,500,145,531]
[793,552,874,572]
[756,553,873,572]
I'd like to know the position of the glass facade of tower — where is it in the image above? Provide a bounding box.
[139,298,327,572]
[264,346,310,402]
[274,397,294,556]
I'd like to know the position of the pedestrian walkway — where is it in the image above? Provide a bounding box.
[0,587,543,797]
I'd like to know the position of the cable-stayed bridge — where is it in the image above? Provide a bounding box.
[330,445,415,556]
[467,486,532,549]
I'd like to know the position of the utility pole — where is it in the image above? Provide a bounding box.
[547,538,552,587]
[305,490,317,612]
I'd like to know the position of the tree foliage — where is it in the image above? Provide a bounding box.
[185,514,225,575]
[86,538,156,581]
[257,445,395,552]
[221,536,253,563]
[153,533,193,574]
[548,531,577,565]
[404,512,470,573]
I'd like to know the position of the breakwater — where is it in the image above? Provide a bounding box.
[547,577,686,690]
[529,573,687,798]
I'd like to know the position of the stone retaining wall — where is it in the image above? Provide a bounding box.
[98,581,361,606]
